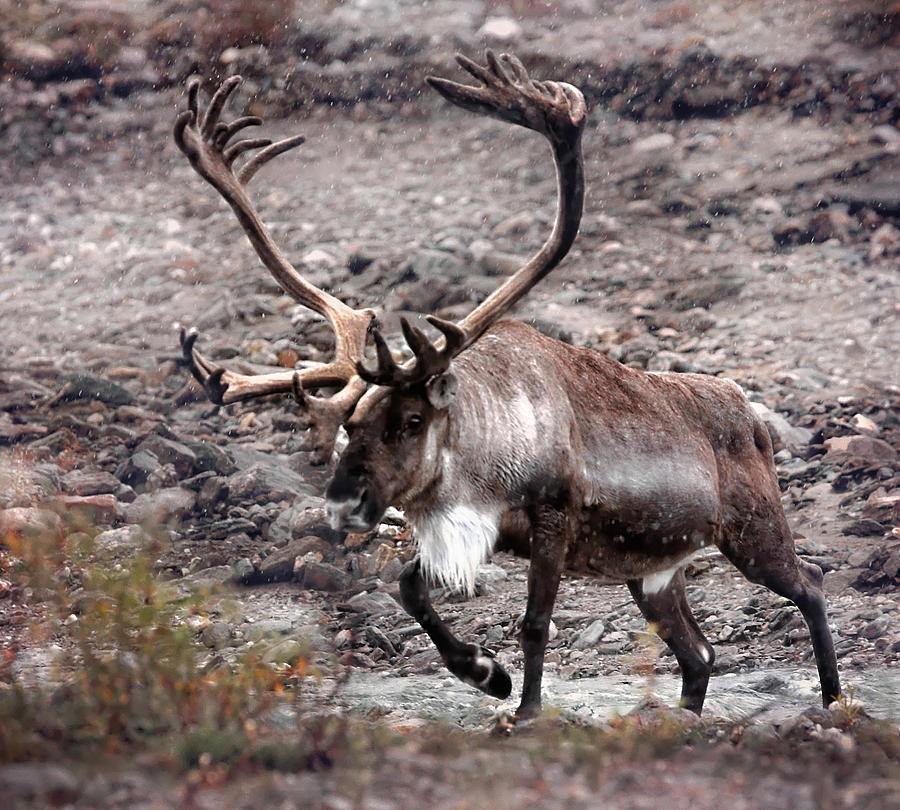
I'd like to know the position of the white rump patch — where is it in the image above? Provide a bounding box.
[641,564,680,596]
[414,504,500,595]
[641,550,705,596]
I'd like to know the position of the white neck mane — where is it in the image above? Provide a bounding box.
[413,503,501,595]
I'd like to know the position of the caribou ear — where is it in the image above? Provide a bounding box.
[425,372,458,410]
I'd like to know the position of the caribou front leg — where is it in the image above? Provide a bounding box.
[515,503,570,720]
[399,559,512,699]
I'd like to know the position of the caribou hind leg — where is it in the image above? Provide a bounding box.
[398,559,512,699]
[627,568,715,715]
[714,461,841,708]
[719,535,841,708]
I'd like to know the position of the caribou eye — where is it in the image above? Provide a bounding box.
[405,414,424,435]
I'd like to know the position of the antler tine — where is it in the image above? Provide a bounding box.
[238,134,307,184]
[180,327,304,405]
[214,115,262,147]
[223,136,272,166]
[356,316,466,388]
[292,373,369,465]
[200,75,241,139]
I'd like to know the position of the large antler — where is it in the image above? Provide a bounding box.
[358,51,586,388]
[174,76,376,462]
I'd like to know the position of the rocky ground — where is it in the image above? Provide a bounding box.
[1,1,900,807]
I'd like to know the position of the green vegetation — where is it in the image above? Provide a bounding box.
[0,512,343,773]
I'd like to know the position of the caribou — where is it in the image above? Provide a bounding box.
[175,52,841,720]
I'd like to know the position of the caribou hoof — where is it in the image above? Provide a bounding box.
[491,710,539,736]
[448,644,513,699]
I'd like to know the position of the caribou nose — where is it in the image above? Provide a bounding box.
[326,487,369,531]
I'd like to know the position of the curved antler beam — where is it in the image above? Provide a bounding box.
[427,51,587,350]
[362,51,587,391]
[174,76,377,450]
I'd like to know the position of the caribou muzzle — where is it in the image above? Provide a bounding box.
[325,465,384,532]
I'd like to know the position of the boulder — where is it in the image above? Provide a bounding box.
[61,468,122,496]
[136,436,197,478]
[749,401,813,452]
[825,435,898,463]
[0,507,61,537]
[123,487,196,525]
[94,525,151,553]
[55,374,134,406]
[862,488,900,526]
[226,462,313,504]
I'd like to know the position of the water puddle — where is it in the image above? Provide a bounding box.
[337,666,900,727]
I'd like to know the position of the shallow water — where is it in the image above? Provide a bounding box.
[337,666,900,727]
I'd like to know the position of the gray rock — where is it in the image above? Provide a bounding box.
[296,623,330,651]
[298,560,352,592]
[201,622,233,650]
[862,489,900,526]
[116,483,137,503]
[378,556,404,583]
[136,436,197,478]
[778,713,816,741]
[115,448,161,488]
[670,307,718,333]
[30,463,62,496]
[485,625,504,645]
[123,486,196,525]
[491,211,536,237]
[476,250,523,277]
[226,462,313,504]
[750,401,813,452]
[0,762,79,803]
[477,16,522,43]
[190,516,259,541]
[572,618,607,650]
[186,440,237,475]
[474,562,508,595]
[830,170,900,216]
[197,475,230,514]
[246,618,294,642]
[860,615,891,639]
[365,624,399,656]
[145,463,180,492]
[776,367,832,392]
[265,504,336,546]
[261,638,307,664]
[184,565,234,589]
[674,276,744,310]
[345,590,403,616]
[94,524,150,553]
[241,535,334,585]
[232,558,255,582]
[632,132,676,152]
[61,468,122,496]
[646,350,696,373]
[740,722,779,750]
[56,373,134,406]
